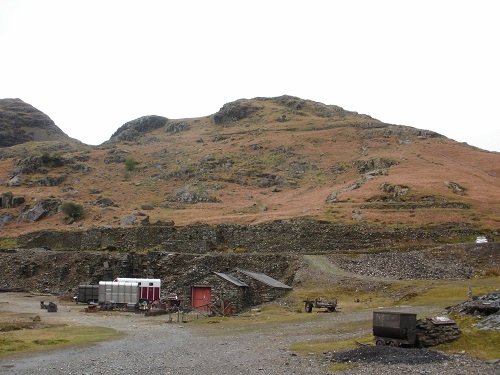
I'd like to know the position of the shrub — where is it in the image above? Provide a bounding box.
[124,158,139,172]
[61,202,84,221]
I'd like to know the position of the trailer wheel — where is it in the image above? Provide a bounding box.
[304,301,313,313]
[388,340,399,347]
[375,339,385,346]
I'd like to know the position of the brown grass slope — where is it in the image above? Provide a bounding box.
[0,95,499,237]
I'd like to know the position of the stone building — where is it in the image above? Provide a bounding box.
[184,268,292,315]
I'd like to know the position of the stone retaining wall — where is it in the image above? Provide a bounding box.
[15,220,489,254]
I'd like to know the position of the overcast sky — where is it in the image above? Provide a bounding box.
[1,1,499,151]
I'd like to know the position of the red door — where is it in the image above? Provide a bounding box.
[192,286,211,312]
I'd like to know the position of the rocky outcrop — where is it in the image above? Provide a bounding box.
[110,115,168,142]
[32,176,67,187]
[353,158,398,173]
[17,200,61,223]
[1,192,25,208]
[255,174,288,188]
[165,121,190,133]
[95,197,116,207]
[445,181,467,195]
[9,154,66,178]
[213,100,263,124]
[0,98,70,147]
[361,125,444,140]
[169,184,219,204]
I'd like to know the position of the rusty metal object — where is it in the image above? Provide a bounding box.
[84,304,98,313]
[47,302,57,312]
[304,298,337,313]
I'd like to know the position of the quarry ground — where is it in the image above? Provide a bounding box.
[0,291,497,375]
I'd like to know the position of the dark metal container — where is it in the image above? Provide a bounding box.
[373,311,417,346]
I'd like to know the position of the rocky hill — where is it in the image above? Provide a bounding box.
[0,95,499,244]
[0,99,74,147]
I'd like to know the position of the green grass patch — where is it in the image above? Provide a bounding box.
[391,278,499,308]
[0,325,123,357]
[0,237,17,249]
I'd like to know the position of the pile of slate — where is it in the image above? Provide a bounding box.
[328,346,449,365]
[416,317,461,347]
[448,293,500,331]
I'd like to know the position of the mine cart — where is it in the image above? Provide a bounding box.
[304,297,337,313]
[373,311,417,347]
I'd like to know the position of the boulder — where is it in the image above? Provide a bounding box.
[9,175,22,187]
[96,198,115,207]
[120,215,138,226]
[25,200,61,223]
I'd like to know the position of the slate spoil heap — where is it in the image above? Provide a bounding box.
[328,346,449,365]
[449,292,500,331]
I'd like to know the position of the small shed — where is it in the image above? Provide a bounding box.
[233,268,292,306]
[188,271,249,315]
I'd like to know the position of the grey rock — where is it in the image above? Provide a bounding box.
[25,200,61,222]
[96,198,115,207]
[0,212,14,228]
[120,215,138,226]
[9,175,22,186]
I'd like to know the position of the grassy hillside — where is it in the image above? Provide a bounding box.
[0,95,499,237]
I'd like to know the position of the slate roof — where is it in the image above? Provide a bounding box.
[236,268,292,289]
[213,272,249,287]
